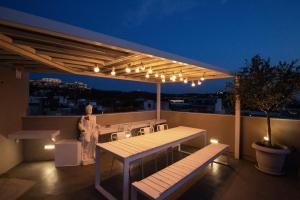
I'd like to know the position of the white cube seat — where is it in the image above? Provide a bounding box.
[55,139,81,167]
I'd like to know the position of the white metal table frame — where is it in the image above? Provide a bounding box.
[95,126,207,200]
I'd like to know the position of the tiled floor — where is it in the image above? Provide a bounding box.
[1,149,299,200]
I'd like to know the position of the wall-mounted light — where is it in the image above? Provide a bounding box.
[44,144,55,150]
[210,139,219,144]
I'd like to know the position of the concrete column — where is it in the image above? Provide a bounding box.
[156,83,161,120]
[234,76,241,159]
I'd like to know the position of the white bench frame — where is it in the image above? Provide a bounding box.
[131,144,229,200]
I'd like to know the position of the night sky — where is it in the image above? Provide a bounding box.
[1,0,300,93]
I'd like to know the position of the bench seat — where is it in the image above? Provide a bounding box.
[131,143,229,200]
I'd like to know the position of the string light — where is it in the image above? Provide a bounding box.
[148,67,153,74]
[178,70,183,77]
[160,74,165,79]
[180,77,184,81]
[145,73,150,78]
[125,65,131,73]
[141,63,146,71]
[191,81,196,87]
[135,67,140,73]
[184,78,188,84]
[111,68,116,76]
[162,79,166,83]
[201,74,205,81]
[93,65,100,73]
[155,73,159,78]
[197,80,202,85]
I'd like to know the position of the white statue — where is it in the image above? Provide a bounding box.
[78,104,100,165]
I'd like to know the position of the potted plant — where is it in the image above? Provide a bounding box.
[228,55,300,175]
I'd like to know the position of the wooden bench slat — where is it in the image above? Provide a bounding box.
[132,143,229,200]
[142,179,166,193]
[132,181,160,199]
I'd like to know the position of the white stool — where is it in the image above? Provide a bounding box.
[55,139,81,167]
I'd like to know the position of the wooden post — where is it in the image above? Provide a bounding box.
[156,83,161,120]
[234,76,241,159]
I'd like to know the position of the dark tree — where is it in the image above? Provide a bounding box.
[227,55,300,146]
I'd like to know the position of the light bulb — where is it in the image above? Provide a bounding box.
[94,66,100,73]
[155,73,159,78]
[125,66,131,73]
[178,72,182,77]
[201,76,205,81]
[180,77,184,81]
[148,68,153,74]
[162,79,165,82]
[184,79,188,84]
[191,81,196,87]
[145,74,149,78]
[172,78,176,82]
[141,63,146,70]
[197,80,202,85]
[111,68,116,76]
[160,74,165,79]
[135,68,140,73]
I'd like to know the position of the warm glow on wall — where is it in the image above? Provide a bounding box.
[264,136,269,141]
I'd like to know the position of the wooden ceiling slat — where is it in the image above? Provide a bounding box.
[14,40,116,61]
[37,51,105,65]
[0,25,130,57]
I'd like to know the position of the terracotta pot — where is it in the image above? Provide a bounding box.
[252,142,290,175]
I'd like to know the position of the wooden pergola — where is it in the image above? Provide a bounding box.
[0,7,240,159]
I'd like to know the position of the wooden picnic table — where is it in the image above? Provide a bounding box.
[95,126,207,200]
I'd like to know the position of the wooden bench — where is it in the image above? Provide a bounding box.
[131,143,229,200]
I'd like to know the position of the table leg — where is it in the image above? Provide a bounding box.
[123,160,130,200]
[95,146,101,187]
